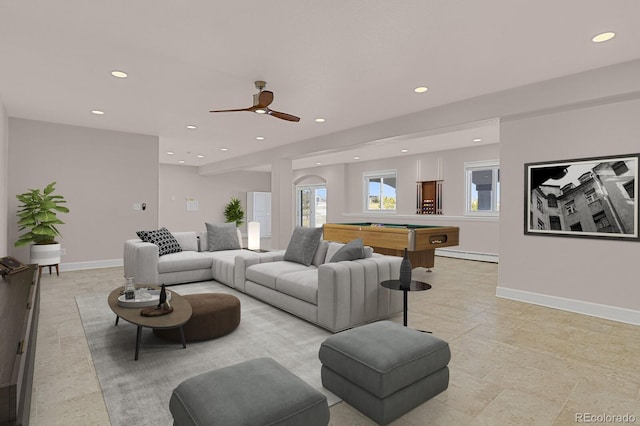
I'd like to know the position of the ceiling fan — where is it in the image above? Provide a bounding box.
[210,80,300,122]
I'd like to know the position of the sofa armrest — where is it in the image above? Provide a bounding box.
[234,256,262,292]
[123,239,160,284]
[317,255,402,332]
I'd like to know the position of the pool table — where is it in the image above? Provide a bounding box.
[323,222,459,269]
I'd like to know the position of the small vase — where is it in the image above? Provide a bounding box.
[399,248,412,285]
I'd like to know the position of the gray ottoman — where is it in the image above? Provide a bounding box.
[170,357,330,426]
[319,320,450,425]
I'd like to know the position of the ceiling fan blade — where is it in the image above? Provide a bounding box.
[257,91,274,108]
[209,107,256,113]
[268,110,301,122]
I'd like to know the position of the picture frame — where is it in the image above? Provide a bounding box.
[524,153,639,241]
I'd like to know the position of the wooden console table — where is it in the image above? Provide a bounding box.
[0,265,40,426]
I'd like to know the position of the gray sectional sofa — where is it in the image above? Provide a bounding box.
[124,229,403,332]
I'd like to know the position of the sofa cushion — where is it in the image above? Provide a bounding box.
[206,223,241,251]
[276,270,319,305]
[312,240,329,266]
[246,261,315,289]
[136,227,182,256]
[325,242,344,263]
[283,226,323,266]
[158,251,214,273]
[328,238,365,262]
[171,232,199,252]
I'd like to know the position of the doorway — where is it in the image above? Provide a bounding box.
[296,185,327,228]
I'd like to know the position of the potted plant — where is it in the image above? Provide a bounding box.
[15,182,69,265]
[224,197,244,227]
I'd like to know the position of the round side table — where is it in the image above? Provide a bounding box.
[380,280,431,327]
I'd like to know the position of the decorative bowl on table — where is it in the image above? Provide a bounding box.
[117,289,172,308]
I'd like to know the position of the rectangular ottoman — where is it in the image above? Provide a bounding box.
[170,357,330,426]
[319,320,450,425]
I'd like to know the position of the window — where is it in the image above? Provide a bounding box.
[364,170,396,212]
[570,222,583,231]
[536,197,543,212]
[547,194,558,208]
[612,161,629,176]
[593,211,612,231]
[584,188,597,203]
[537,219,545,230]
[465,160,500,215]
[565,200,576,214]
[549,216,561,230]
[624,180,635,199]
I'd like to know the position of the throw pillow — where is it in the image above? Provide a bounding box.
[283,226,323,266]
[328,238,365,262]
[136,227,182,256]
[205,222,241,251]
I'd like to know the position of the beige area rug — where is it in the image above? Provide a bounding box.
[76,281,339,426]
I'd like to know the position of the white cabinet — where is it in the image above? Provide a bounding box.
[247,191,271,237]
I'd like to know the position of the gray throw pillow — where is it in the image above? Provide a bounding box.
[206,222,241,251]
[136,227,182,256]
[328,238,365,262]
[283,227,323,266]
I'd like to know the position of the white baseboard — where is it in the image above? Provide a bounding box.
[435,248,498,263]
[496,286,640,326]
[60,259,123,272]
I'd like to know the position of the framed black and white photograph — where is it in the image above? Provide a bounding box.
[524,153,639,241]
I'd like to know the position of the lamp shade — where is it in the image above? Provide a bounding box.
[248,221,260,250]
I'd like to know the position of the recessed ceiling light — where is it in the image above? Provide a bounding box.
[315,162,322,165]
[592,32,615,43]
[91,110,104,115]
[256,136,265,140]
[220,148,228,152]
[186,125,197,130]
[414,86,428,93]
[111,70,128,78]
[178,160,185,164]
[315,118,326,123]
[167,151,175,155]
[401,149,409,153]
[353,156,360,160]
[473,138,482,142]
[255,109,266,114]
[196,155,204,158]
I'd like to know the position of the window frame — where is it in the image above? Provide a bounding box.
[363,170,397,213]
[464,160,500,216]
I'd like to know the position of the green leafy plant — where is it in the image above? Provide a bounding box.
[224,197,244,227]
[15,182,69,246]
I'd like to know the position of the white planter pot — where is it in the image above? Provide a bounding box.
[30,243,62,266]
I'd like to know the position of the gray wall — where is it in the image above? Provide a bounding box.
[8,119,159,268]
[499,98,640,313]
[0,99,7,257]
[159,164,271,234]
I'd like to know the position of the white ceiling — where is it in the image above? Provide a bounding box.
[1,1,638,170]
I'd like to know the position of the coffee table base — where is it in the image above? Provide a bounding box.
[114,315,188,361]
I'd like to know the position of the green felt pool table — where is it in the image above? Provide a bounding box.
[323,222,459,269]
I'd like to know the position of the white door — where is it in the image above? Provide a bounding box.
[248,192,271,237]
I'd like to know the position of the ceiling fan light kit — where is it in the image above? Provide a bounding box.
[210,81,300,122]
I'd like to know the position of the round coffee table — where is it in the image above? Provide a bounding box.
[107,286,192,360]
[380,280,431,327]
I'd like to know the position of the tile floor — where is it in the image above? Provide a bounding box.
[29,257,640,425]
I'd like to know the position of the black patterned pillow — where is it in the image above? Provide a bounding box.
[136,227,182,256]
